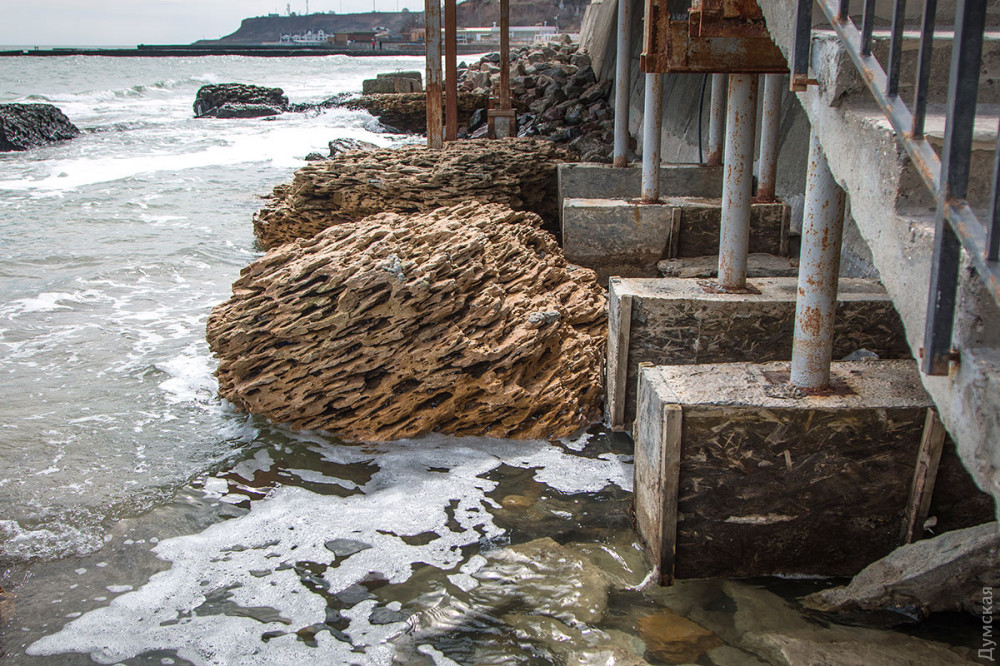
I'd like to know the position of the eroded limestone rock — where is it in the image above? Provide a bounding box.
[207,203,606,441]
[343,92,486,134]
[193,83,289,118]
[252,138,572,249]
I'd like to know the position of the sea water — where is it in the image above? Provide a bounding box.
[0,55,985,665]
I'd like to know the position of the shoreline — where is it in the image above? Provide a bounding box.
[0,44,489,58]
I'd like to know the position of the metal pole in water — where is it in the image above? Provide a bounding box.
[790,129,846,390]
[706,73,726,166]
[640,72,664,202]
[425,0,443,149]
[717,73,758,290]
[612,0,631,167]
[757,73,783,202]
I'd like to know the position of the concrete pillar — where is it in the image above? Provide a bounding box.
[641,73,664,203]
[757,73,783,202]
[790,129,846,390]
[424,0,443,149]
[613,0,632,167]
[706,73,726,166]
[494,0,514,138]
[717,74,758,290]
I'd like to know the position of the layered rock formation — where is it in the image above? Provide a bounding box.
[253,137,572,249]
[0,103,80,152]
[344,92,487,133]
[207,203,606,441]
[194,83,290,118]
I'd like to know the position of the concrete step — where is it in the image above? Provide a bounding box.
[607,276,909,430]
[562,197,789,283]
[633,359,936,581]
[557,162,723,204]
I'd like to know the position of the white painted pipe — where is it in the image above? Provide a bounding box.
[790,129,846,390]
[613,0,631,167]
[706,73,726,166]
[758,73,783,202]
[717,74,758,290]
[641,73,664,202]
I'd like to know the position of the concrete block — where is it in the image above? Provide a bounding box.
[557,162,723,203]
[563,197,789,282]
[607,277,910,430]
[657,253,799,279]
[633,359,936,581]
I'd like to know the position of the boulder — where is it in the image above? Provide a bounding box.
[343,92,487,134]
[326,138,378,158]
[252,138,573,249]
[0,103,80,151]
[803,522,1000,624]
[193,83,289,117]
[362,71,423,94]
[207,203,606,441]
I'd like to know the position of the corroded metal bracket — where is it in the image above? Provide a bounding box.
[641,0,788,74]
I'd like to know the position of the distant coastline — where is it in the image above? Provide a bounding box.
[0,44,439,57]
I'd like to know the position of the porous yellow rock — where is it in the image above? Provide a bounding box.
[208,203,606,441]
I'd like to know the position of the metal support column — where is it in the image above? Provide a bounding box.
[613,0,631,167]
[444,0,458,142]
[494,0,514,138]
[717,74,758,290]
[706,73,726,166]
[790,130,846,390]
[757,73,782,202]
[640,73,664,203]
[424,0,443,149]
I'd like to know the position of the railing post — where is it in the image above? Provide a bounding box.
[706,73,726,166]
[717,74,758,290]
[494,0,514,138]
[757,73,783,202]
[613,0,632,167]
[790,130,846,390]
[921,0,986,375]
[425,0,443,149]
[791,0,813,91]
[641,73,664,203]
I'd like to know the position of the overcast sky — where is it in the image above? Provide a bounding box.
[2,0,427,46]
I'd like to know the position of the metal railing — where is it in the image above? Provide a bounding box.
[792,0,999,376]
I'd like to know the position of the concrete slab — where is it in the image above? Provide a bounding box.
[607,277,910,430]
[633,359,934,581]
[657,253,799,279]
[563,197,789,282]
[557,162,723,203]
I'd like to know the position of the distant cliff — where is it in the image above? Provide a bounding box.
[195,0,588,45]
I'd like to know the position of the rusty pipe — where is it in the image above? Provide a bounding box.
[717,74,758,290]
[640,73,664,203]
[612,0,631,167]
[706,73,726,166]
[757,73,783,202]
[494,0,513,138]
[425,0,443,149]
[790,130,846,390]
[444,0,458,142]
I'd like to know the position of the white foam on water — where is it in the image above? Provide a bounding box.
[27,436,632,665]
[155,346,218,406]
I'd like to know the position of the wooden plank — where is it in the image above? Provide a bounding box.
[659,403,683,585]
[607,283,634,431]
[901,408,947,543]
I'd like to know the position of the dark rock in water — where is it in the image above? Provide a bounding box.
[194,83,289,118]
[200,103,283,119]
[327,138,378,158]
[323,538,372,558]
[0,103,80,152]
[344,92,487,134]
[467,107,488,133]
[368,607,409,625]
[303,152,327,162]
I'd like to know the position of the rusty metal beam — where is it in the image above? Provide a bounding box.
[707,73,726,165]
[425,0,443,149]
[757,73,782,201]
[444,0,458,142]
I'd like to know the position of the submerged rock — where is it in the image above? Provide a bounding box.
[0,103,80,151]
[637,609,723,663]
[193,83,289,118]
[253,138,572,249]
[803,522,1000,624]
[207,203,606,441]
